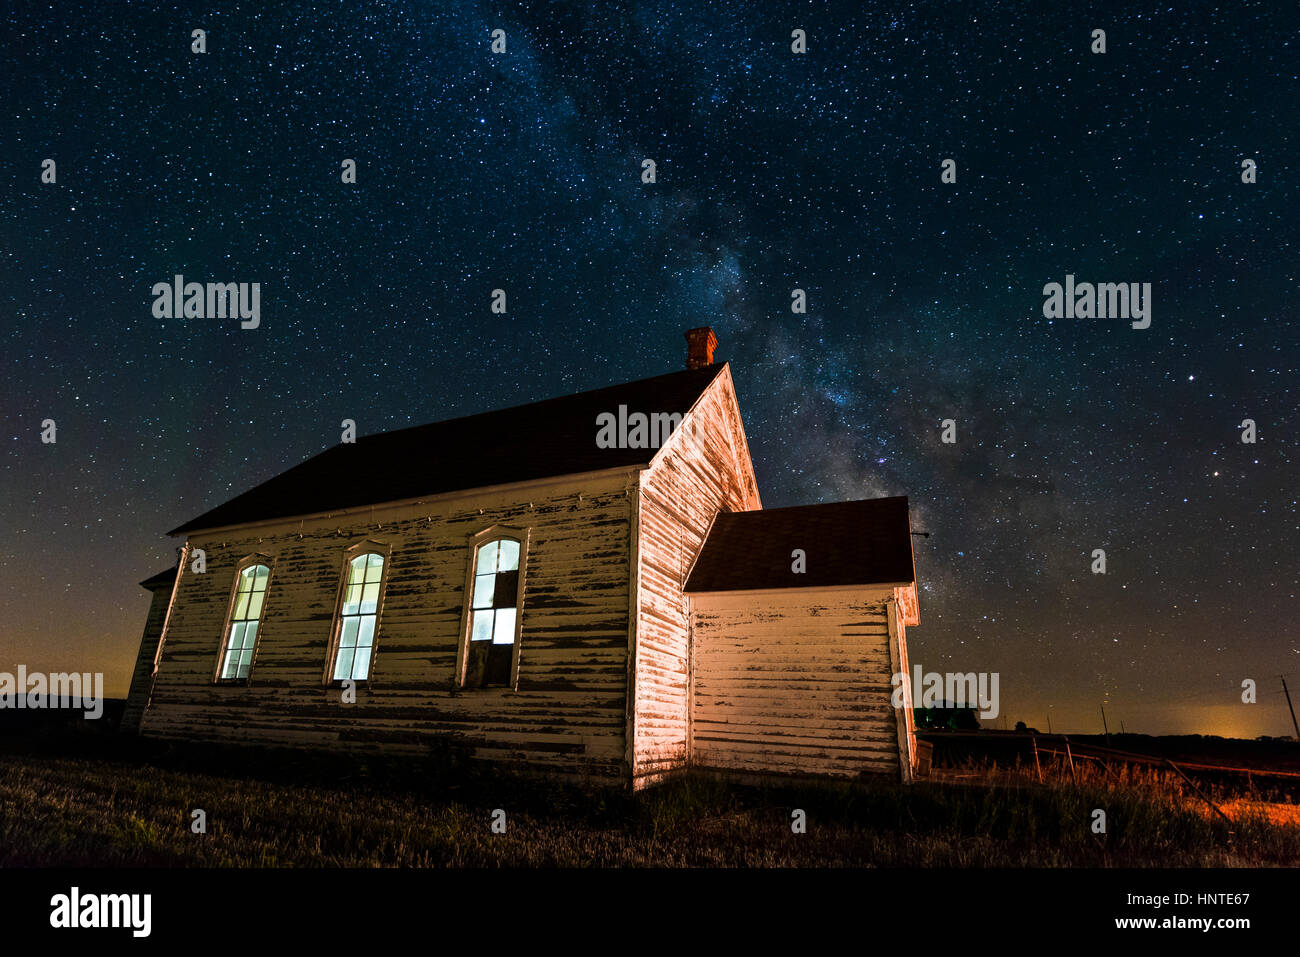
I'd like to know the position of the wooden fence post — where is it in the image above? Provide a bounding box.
[1164,758,1234,836]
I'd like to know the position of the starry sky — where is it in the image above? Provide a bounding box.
[2,1,1296,736]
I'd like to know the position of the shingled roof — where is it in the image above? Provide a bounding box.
[684,496,916,593]
[169,363,726,535]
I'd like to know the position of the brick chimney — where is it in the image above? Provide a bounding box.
[684,326,718,370]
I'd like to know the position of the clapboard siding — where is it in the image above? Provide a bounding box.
[138,472,635,780]
[689,590,905,779]
[631,368,761,783]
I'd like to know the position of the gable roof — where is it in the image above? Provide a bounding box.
[140,567,179,590]
[683,496,916,593]
[169,363,727,535]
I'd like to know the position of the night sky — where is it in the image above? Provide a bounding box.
[2,1,1296,736]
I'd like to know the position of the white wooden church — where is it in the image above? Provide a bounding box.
[124,328,921,787]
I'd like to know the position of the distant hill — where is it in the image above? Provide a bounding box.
[0,698,126,733]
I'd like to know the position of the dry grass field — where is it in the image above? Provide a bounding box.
[2,731,1298,867]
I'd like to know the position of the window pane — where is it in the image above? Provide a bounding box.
[335,553,384,681]
[342,584,361,615]
[334,648,354,681]
[492,608,517,645]
[227,621,246,650]
[497,539,519,572]
[470,610,493,642]
[221,654,239,679]
[478,541,498,574]
[237,650,252,678]
[484,643,513,686]
[340,616,360,649]
[351,645,372,680]
[242,622,258,649]
[357,615,375,648]
[247,589,265,619]
[464,639,489,688]
[233,589,251,621]
[493,569,519,608]
[252,565,269,588]
[473,573,495,609]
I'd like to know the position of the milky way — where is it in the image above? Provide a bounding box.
[1,1,1296,734]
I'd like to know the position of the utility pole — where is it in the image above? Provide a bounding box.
[1282,677,1300,740]
[1100,703,1110,745]
[1047,711,1052,734]
[1120,720,1126,735]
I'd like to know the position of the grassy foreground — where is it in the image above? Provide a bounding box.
[1,735,1298,867]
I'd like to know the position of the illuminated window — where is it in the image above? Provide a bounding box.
[219,562,269,680]
[329,551,386,682]
[464,537,521,688]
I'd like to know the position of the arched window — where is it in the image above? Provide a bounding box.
[464,536,522,688]
[219,562,270,680]
[329,551,386,682]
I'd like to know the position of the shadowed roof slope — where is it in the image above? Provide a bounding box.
[170,364,727,535]
[684,496,915,593]
[140,567,179,590]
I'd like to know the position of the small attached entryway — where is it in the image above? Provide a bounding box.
[681,498,921,782]
[689,589,910,780]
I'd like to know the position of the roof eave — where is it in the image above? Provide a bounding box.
[139,568,179,590]
[684,579,916,598]
[167,462,650,538]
